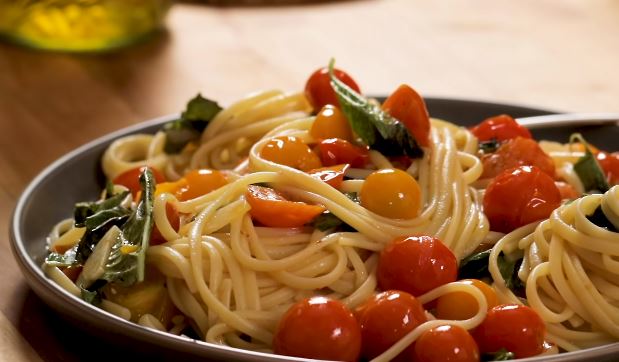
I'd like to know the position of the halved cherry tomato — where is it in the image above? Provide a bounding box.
[471,114,532,142]
[150,203,180,245]
[260,136,322,171]
[377,235,458,296]
[273,296,361,362]
[61,265,83,282]
[245,185,326,227]
[155,179,188,197]
[413,325,480,362]
[310,105,354,142]
[382,84,431,148]
[355,290,427,361]
[472,304,545,358]
[308,164,349,189]
[113,166,166,197]
[305,66,361,111]
[596,151,619,185]
[359,168,421,219]
[435,279,498,320]
[483,166,561,233]
[318,138,370,168]
[481,137,556,179]
[176,169,228,201]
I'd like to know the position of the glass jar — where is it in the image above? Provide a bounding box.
[0,0,171,52]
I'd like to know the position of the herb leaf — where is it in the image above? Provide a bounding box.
[479,139,500,153]
[328,60,423,158]
[45,244,79,267]
[482,349,515,361]
[312,193,360,231]
[459,250,524,290]
[163,94,222,153]
[587,206,618,232]
[572,133,609,193]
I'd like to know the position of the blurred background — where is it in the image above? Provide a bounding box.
[1,0,619,361]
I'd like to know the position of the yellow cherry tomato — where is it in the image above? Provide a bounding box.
[176,169,228,201]
[359,168,421,219]
[310,105,354,142]
[259,136,322,171]
[435,279,499,320]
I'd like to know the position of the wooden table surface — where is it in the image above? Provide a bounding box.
[2,1,619,360]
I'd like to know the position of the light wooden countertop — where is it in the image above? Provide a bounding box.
[1,1,618,360]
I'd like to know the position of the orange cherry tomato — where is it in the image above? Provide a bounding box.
[382,84,431,148]
[472,304,545,359]
[435,279,499,320]
[596,151,619,185]
[318,138,370,168]
[377,235,458,296]
[555,181,580,200]
[305,66,361,111]
[483,166,561,233]
[150,202,180,246]
[481,137,556,179]
[310,105,354,142]
[359,168,421,219]
[308,164,349,189]
[413,325,480,362]
[471,114,532,142]
[355,290,427,361]
[273,296,361,362]
[113,166,166,197]
[259,136,322,171]
[176,169,228,201]
[245,185,326,228]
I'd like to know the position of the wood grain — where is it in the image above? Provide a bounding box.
[1,0,618,360]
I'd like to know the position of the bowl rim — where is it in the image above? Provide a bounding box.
[9,98,619,362]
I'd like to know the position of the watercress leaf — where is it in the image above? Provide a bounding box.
[328,60,423,158]
[571,133,609,193]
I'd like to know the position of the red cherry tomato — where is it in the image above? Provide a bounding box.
[377,235,458,296]
[308,164,349,189]
[483,166,561,233]
[481,137,556,179]
[382,84,431,147]
[471,114,532,142]
[355,290,427,361]
[150,202,180,245]
[318,138,370,168]
[273,296,361,362]
[596,151,619,185]
[305,66,361,111]
[472,304,545,359]
[113,166,166,197]
[413,325,480,362]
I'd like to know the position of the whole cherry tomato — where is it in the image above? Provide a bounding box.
[113,166,166,197]
[260,136,322,171]
[318,138,370,168]
[435,279,498,320]
[483,166,561,233]
[273,296,361,361]
[355,290,427,361]
[310,105,354,142]
[359,168,421,219]
[471,114,532,142]
[305,66,361,111]
[596,151,619,186]
[413,324,480,362]
[382,84,431,147]
[472,304,545,359]
[481,137,556,179]
[377,235,458,296]
[176,169,228,201]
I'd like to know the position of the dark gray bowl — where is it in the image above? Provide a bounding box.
[10,98,619,361]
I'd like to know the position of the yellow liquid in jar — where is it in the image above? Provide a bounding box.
[0,0,171,51]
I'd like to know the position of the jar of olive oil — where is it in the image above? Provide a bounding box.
[0,0,171,52]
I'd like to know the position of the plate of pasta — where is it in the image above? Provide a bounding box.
[10,62,619,362]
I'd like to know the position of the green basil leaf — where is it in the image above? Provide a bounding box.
[482,348,515,361]
[572,133,609,193]
[45,244,78,267]
[328,60,423,158]
[587,205,618,232]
